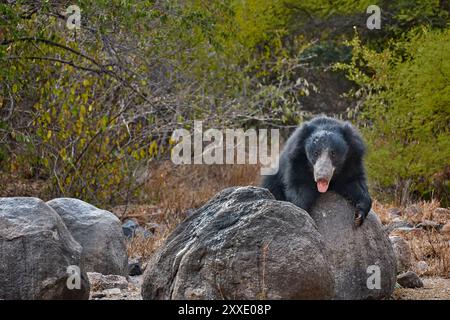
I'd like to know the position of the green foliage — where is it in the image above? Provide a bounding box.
[386,0,449,32]
[337,29,450,203]
[300,42,352,66]
[1,1,449,205]
[0,0,307,205]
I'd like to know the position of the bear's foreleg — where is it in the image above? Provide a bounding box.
[285,184,319,213]
[336,178,372,227]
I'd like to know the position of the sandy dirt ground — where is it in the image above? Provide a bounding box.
[393,277,450,300]
[90,276,450,300]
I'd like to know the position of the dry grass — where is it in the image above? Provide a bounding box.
[122,161,261,259]
[126,233,169,261]
[408,230,450,277]
[373,199,450,278]
[0,172,51,199]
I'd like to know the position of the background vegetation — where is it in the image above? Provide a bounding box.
[1,0,449,206]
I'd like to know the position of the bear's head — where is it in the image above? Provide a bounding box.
[304,130,348,193]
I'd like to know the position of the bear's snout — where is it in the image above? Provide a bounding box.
[314,150,335,193]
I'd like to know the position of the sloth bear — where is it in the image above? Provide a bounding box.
[262,116,372,226]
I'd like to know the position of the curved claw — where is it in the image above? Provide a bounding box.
[354,212,364,227]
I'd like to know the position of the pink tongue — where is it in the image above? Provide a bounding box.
[317,180,329,193]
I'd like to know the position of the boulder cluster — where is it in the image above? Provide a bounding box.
[0,197,128,299]
[3,186,438,300]
[141,187,398,300]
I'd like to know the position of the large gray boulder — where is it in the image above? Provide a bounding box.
[310,192,397,299]
[47,198,128,276]
[141,187,397,300]
[0,197,90,300]
[142,187,335,300]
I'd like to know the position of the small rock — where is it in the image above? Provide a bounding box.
[88,272,129,291]
[385,220,414,234]
[128,259,143,276]
[397,271,424,288]
[397,226,417,231]
[91,293,106,299]
[129,275,144,287]
[103,288,122,296]
[388,208,402,219]
[416,220,443,231]
[416,261,429,274]
[390,236,411,273]
[122,219,139,238]
[122,219,152,239]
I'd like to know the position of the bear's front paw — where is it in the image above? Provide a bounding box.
[353,202,370,227]
[354,212,363,227]
[354,209,368,227]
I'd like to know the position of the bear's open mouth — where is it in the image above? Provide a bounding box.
[316,179,329,193]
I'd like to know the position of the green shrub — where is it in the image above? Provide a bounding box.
[337,28,450,204]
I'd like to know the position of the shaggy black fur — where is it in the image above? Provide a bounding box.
[262,116,372,226]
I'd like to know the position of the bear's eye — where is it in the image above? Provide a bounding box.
[314,151,319,157]
[330,151,336,158]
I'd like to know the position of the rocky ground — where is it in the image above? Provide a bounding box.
[1,170,449,300]
[87,275,450,300]
[393,278,450,300]
[88,273,143,300]
[91,188,450,301]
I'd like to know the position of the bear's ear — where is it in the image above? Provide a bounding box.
[296,122,315,144]
[341,122,366,158]
[287,122,315,159]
